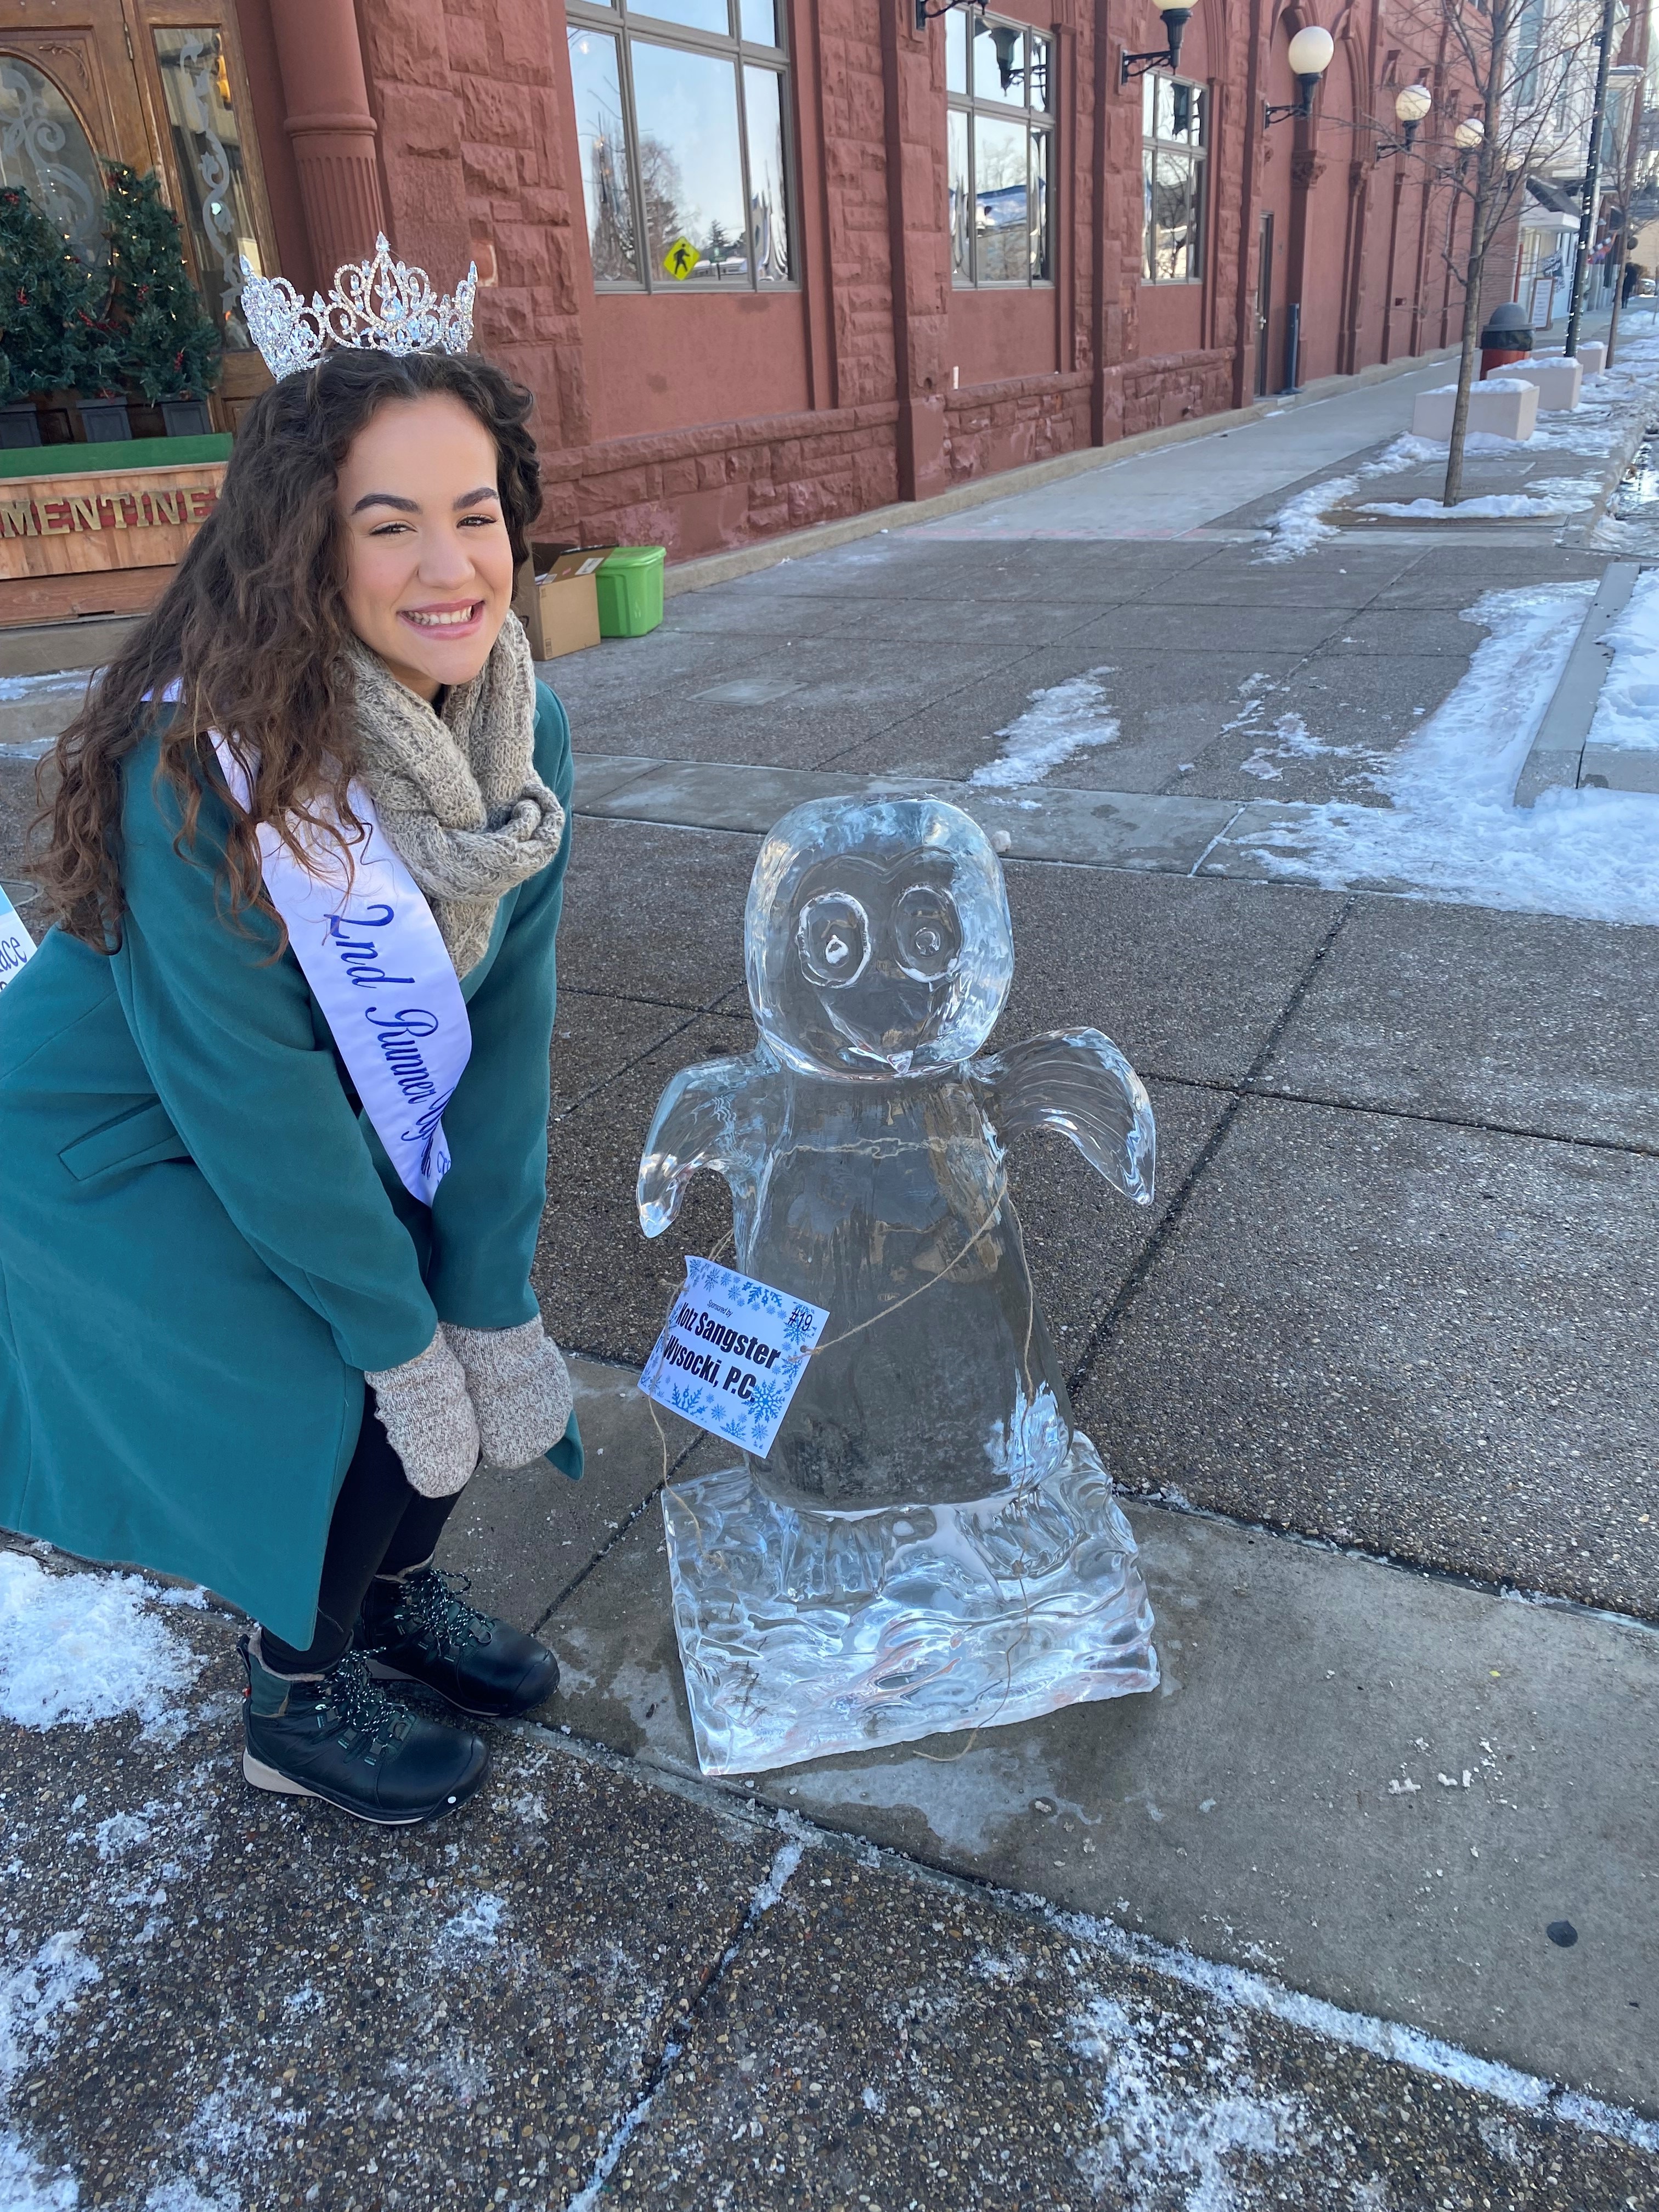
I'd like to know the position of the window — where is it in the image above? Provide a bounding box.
[0,57,106,273]
[945,11,1052,287]
[565,0,794,290]
[149,29,267,352]
[1142,75,1207,284]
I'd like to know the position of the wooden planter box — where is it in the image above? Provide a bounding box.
[0,441,230,628]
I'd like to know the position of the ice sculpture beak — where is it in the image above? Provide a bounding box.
[817,959,952,1070]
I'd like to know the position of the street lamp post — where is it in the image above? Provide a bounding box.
[1263,26,1335,129]
[1601,65,1647,366]
[1376,82,1434,160]
[1564,0,1621,357]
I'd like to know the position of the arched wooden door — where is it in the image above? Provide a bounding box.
[0,0,276,426]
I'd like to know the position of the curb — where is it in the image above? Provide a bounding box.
[1514,561,1639,806]
[662,347,1459,599]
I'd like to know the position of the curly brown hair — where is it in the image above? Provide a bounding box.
[32,346,541,950]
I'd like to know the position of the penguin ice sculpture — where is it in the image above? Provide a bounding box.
[637,795,1161,1773]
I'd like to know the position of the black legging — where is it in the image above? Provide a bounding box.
[259,1386,461,1673]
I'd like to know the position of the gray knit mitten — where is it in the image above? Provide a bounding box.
[441,1316,574,1470]
[365,1331,481,1499]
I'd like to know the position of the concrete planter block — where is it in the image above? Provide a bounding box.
[1410,378,1540,443]
[1576,341,1607,375]
[1509,357,1583,410]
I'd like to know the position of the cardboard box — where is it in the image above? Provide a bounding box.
[512,542,618,658]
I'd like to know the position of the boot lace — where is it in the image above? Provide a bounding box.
[326,1649,413,1750]
[396,1567,495,1658]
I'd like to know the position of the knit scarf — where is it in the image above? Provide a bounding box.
[348,612,564,979]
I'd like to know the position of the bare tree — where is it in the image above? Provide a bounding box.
[1380,0,1604,503]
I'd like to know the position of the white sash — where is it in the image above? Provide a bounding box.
[212,738,471,1205]
[0,883,37,994]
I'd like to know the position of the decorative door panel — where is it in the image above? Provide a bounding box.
[0,23,150,262]
[126,1,277,407]
[1,0,275,422]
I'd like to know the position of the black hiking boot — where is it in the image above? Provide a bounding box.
[240,1633,488,1824]
[356,1561,559,1720]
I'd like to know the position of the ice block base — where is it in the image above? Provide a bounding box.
[662,1430,1158,1775]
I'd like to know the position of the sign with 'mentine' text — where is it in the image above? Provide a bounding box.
[640,1256,828,1460]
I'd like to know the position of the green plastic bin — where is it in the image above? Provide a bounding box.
[596,545,665,638]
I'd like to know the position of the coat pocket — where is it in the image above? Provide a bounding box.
[59,1099,192,1182]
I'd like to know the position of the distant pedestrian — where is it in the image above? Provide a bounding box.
[1624,260,1645,306]
[0,272,579,1825]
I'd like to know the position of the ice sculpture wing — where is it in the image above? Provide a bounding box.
[636,1056,758,1240]
[974,1030,1156,1206]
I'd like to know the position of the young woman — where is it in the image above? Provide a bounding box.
[0,342,580,1825]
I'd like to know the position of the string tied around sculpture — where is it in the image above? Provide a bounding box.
[647,1174,1044,1765]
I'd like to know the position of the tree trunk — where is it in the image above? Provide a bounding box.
[1441,239,1486,506]
[1442,4,1511,508]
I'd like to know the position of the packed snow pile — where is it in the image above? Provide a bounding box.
[1585,567,1659,754]
[971,668,1120,786]
[1360,477,1599,520]
[1255,435,1442,562]
[0,1551,202,1734]
[1239,584,1659,923]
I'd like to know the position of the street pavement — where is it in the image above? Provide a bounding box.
[3,332,1658,2207]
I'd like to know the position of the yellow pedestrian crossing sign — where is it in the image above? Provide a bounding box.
[663,236,698,281]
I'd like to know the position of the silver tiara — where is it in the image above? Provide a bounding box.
[239,235,477,382]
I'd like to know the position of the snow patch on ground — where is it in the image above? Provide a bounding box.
[1360,477,1598,520]
[140,2183,240,2212]
[0,672,90,706]
[0,1936,100,2091]
[1048,1901,1659,2158]
[1586,566,1659,753]
[1236,585,1659,923]
[751,1832,806,1916]
[1254,473,1356,561]
[1238,712,1368,782]
[0,2130,80,2210]
[0,1936,99,2207]
[1255,435,1440,562]
[0,1554,201,1735]
[1072,1995,1306,2209]
[970,669,1119,786]
[1219,673,1376,787]
[434,1894,506,1957]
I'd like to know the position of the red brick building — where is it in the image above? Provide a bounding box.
[1,0,1488,560]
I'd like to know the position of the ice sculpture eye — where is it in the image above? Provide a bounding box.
[797,891,870,988]
[893,884,962,982]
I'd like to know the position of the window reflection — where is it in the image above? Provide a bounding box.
[946,10,1052,287]
[945,10,969,94]
[632,0,730,35]
[973,115,1028,283]
[567,0,798,292]
[631,41,748,282]
[150,28,262,349]
[1141,74,1206,283]
[0,58,105,272]
[744,66,791,280]
[568,29,640,282]
[972,19,1025,105]
[947,108,970,279]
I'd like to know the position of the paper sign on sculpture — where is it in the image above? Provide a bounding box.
[640,1256,828,1459]
[636,794,1161,1775]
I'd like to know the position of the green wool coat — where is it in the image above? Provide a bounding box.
[0,682,576,1646]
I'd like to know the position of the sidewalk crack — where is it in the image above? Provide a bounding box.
[566,1822,809,2210]
[1066,895,1357,1399]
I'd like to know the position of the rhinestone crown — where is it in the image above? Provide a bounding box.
[239,234,477,382]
